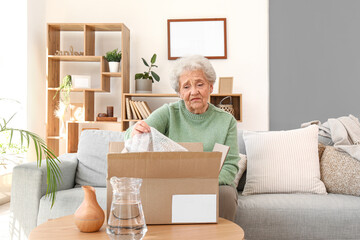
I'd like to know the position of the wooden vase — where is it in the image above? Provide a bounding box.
[74,186,105,232]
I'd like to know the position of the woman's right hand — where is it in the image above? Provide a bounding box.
[131,120,151,137]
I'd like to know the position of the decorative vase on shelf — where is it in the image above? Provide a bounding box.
[135,79,152,93]
[74,186,105,233]
[109,62,120,72]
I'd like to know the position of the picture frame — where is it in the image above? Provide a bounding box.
[167,18,227,60]
[218,77,233,94]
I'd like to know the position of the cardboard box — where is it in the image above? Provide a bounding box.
[106,142,225,225]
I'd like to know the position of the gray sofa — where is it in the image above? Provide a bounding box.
[10,130,360,240]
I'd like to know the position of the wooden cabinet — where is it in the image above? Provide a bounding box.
[46,23,129,156]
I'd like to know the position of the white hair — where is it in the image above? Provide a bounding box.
[170,55,216,93]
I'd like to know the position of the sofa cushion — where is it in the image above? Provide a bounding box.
[234,153,247,187]
[235,193,360,240]
[237,130,246,154]
[242,125,326,195]
[320,146,360,196]
[76,130,124,187]
[37,187,106,225]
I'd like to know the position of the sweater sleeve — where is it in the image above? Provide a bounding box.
[124,104,170,140]
[218,117,240,186]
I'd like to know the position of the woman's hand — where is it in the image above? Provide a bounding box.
[131,120,151,137]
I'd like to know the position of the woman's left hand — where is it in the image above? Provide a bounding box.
[131,120,151,137]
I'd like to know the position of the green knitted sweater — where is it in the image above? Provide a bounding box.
[124,100,239,186]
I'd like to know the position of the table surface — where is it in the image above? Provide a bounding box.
[29,215,245,240]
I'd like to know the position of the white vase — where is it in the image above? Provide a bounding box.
[109,62,120,72]
[135,79,152,93]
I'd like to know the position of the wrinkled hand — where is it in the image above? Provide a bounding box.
[131,120,151,137]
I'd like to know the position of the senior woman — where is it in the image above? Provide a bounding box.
[124,55,239,221]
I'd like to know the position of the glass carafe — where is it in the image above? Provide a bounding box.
[107,177,147,240]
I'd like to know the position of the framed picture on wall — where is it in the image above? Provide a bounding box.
[167,18,227,60]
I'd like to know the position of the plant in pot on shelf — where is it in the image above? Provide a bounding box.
[54,75,72,135]
[0,98,61,207]
[104,48,122,73]
[135,54,160,93]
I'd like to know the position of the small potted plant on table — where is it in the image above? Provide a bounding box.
[135,54,160,93]
[104,48,122,72]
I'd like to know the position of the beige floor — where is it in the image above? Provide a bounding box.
[0,202,10,240]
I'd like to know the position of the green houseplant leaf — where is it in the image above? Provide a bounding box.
[135,73,144,80]
[104,48,122,62]
[142,58,149,67]
[151,71,160,82]
[135,53,160,82]
[0,98,61,207]
[150,54,157,64]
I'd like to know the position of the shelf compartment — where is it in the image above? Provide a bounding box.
[47,136,64,140]
[210,94,242,122]
[48,23,85,31]
[124,93,179,98]
[101,72,122,77]
[47,88,109,93]
[48,56,102,62]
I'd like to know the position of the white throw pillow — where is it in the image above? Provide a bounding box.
[233,153,247,187]
[242,125,327,195]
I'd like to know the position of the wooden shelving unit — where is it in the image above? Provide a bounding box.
[46,23,130,156]
[122,93,242,130]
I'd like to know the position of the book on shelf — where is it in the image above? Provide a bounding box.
[125,98,132,120]
[129,100,139,120]
[141,101,152,116]
[130,100,142,120]
[135,101,148,119]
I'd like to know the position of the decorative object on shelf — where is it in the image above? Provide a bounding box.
[219,77,233,94]
[0,98,61,207]
[54,46,84,56]
[107,106,114,117]
[217,96,235,116]
[104,48,122,72]
[74,186,105,233]
[70,103,84,121]
[54,75,72,134]
[135,54,160,93]
[96,108,117,122]
[71,75,91,89]
[167,18,227,60]
[98,113,107,117]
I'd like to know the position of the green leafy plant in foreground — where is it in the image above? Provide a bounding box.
[104,48,122,62]
[135,53,160,83]
[0,98,61,207]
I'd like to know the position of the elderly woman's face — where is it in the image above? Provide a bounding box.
[178,69,213,114]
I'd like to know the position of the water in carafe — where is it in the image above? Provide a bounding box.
[107,177,147,240]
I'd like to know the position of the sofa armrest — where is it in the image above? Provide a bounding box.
[10,153,78,237]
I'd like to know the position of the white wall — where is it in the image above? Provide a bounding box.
[32,0,269,133]
[27,0,46,161]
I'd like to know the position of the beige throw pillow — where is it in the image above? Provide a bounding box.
[233,153,247,187]
[242,125,327,196]
[320,146,360,196]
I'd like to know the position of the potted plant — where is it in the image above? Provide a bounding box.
[0,98,61,207]
[135,54,160,93]
[104,48,122,72]
[54,75,72,134]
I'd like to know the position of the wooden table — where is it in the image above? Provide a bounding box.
[29,215,245,240]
